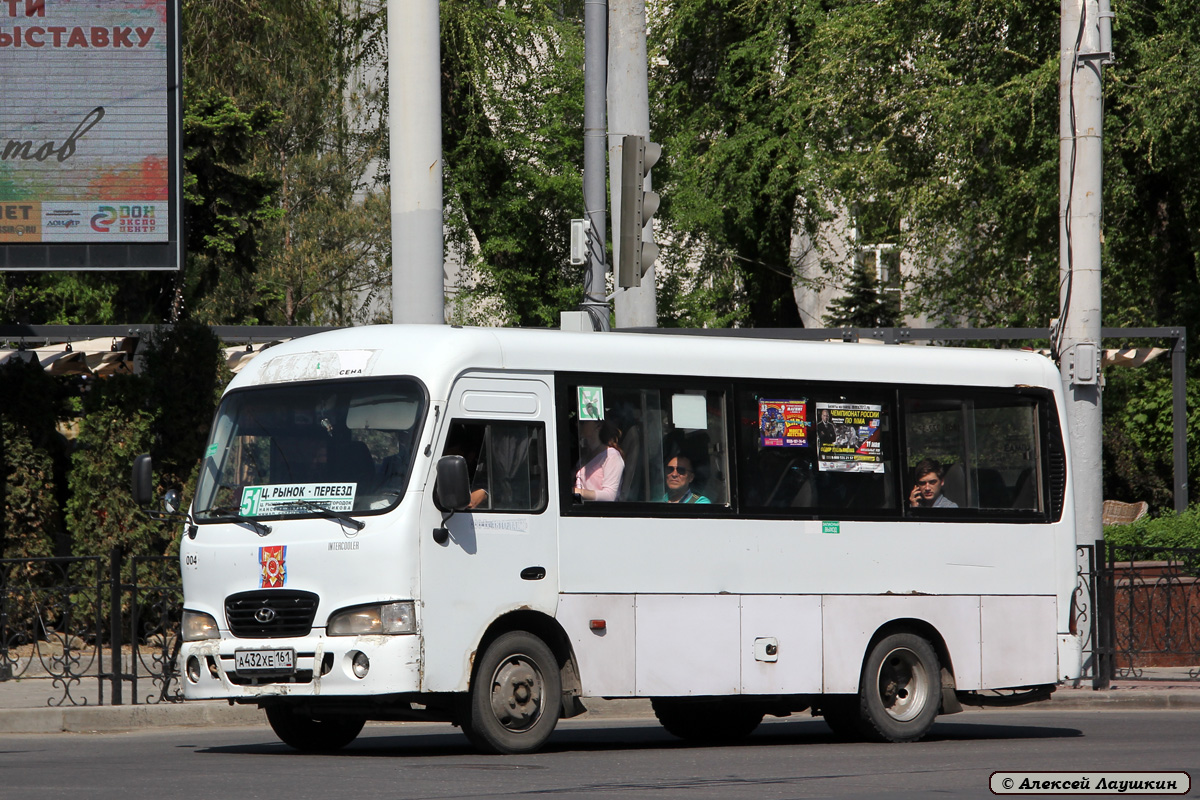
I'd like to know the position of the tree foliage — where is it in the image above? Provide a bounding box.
[440,0,587,326]
[0,358,69,560]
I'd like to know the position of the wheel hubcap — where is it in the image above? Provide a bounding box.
[876,646,929,722]
[489,654,544,731]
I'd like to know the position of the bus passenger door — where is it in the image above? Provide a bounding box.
[418,376,558,694]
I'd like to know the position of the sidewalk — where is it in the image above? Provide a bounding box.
[2,671,1198,735]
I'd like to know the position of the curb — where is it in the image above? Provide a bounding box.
[1,690,1198,736]
[0,701,263,735]
[1049,689,1200,710]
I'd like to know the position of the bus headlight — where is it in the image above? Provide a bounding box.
[327,601,416,635]
[182,610,220,641]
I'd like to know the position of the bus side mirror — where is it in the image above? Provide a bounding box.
[132,454,154,506]
[435,455,472,511]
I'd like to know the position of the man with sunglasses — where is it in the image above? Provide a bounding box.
[909,458,958,508]
[660,454,710,504]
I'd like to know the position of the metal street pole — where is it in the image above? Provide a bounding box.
[1058,0,1110,546]
[582,0,611,331]
[388,0,445,324]
[609,0,657,328]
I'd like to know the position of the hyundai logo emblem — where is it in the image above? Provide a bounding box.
[254,607,277,624]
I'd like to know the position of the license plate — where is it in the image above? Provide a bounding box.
[234,648,295,675]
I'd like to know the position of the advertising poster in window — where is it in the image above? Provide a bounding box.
[0,0,181,269]
[815,402,884,472]
[758,399,808,447]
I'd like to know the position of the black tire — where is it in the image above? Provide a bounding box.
[858,632,941,743]
[461,631,562,755]
[265,706,365,752]
[651,698,764,743]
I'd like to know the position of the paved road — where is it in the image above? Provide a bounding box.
[2,708,1197,800]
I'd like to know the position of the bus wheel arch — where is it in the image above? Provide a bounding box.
[857,622,946,743]
[821,619,955,743]
[459,610,581,754]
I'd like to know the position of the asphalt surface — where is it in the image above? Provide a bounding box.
[1,670,1197,735]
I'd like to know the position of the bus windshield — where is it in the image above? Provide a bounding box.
[193,379,425,522]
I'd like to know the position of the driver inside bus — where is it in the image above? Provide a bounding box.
[909,458,958,509]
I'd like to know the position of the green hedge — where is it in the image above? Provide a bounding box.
[1103,505,1200,549]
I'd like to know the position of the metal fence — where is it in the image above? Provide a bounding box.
[0,550,182,706]
[1099,542,1200,682]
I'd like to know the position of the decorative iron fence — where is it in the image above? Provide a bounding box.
[0,550,182,706]
[1074,543,1106,688]
[1100,542,1200,681]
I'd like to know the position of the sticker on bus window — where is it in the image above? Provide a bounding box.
[577,387,605,420]
[759,400,809,447]
[815,402,884,473]
[239,483,357,516]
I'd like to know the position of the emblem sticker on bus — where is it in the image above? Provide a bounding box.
[240,483,357,516]
[260,545,287,588]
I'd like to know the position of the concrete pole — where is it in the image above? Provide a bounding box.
[388,0,445,324]
[582,0,611,331]
[1059,0,1106,547]
[609,0,657,328]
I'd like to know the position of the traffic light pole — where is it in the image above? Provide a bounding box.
[582,0,611,331]
[609,0,657,328]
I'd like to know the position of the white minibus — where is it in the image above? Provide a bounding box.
[140,325,1082,753]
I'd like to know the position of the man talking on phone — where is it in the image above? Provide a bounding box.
[909,459,958,508]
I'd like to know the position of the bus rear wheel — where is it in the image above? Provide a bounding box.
[651,698,764,743]
[859,632,941,743]
[265,706,365,752]
[461,631,561,754]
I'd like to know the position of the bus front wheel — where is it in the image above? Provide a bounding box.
[461,631,562,754]
[265,706,365,752]
[859,632,941,743]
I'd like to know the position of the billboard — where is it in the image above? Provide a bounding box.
[0,0,181,270]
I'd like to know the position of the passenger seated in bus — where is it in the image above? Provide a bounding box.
[574,419,625,502]
[908,458,958,508]
[659,454,710,504]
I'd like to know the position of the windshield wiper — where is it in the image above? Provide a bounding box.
[199,505,273,536]
[291,500,366,531]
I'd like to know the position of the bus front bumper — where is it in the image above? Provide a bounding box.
[179,633,422,700]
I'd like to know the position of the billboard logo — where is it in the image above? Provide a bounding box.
[91,204,156,234]
[43,208,81,229]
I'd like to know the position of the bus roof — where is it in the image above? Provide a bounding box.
[228,324,1063,398]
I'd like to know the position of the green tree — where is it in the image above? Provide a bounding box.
[184,0,391,326]
[0,358,69,561]
[440,0,587,326]
[823,261,901,328]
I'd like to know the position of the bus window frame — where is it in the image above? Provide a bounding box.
[434,418,550,515]
[732,379,903,521]
[555,372,739,518]
[194,375,431,524]
[898,385,1058,524]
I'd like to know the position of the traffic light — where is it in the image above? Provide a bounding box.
[618,135,661,288]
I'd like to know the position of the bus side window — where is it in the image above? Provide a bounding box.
[560,381,729,508]
[737,388,895,512]
[903,393,1043,513]
[442,420,547,513]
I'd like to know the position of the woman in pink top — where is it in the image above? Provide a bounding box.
[574,419,625,501]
